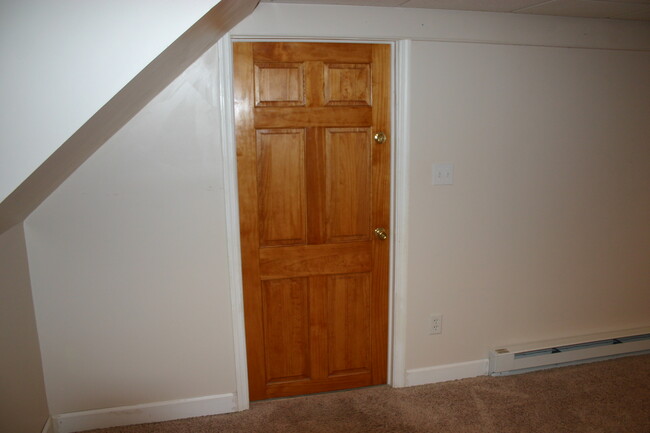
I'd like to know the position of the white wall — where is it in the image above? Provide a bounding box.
[0,223,49,433]
[405,41,650,368]
[21,2,650,417]
[25,46,236,414]
[0,0,220,203]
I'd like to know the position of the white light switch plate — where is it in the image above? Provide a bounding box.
[432,163,454,185]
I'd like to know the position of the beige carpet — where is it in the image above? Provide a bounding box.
[83,354,650,433]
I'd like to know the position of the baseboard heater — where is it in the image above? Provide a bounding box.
[489,327,650,375]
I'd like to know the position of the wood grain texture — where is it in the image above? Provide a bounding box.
[253,42,372,63]
[370,44,391,385]
[256,129,307,246]
[254,107,371,128]
[259,242,372,280]
[327,273,372,376]
[264,372,373,399]
[306,127,326,245]
[262,278,311,384]
[236,42,390,400]
[324,64,372,106]
[325,128,372,243]
[254,63,305,107]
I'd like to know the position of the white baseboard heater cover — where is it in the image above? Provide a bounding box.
[489,327,650,375]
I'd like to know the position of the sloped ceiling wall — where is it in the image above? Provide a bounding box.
[0,0,258,234]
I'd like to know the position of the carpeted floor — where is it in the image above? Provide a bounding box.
[83,354,650,433]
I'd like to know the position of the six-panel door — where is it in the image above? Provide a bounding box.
[234,42,390,400]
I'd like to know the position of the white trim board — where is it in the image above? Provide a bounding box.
[390,38,411,388]
[406,359,489,387]
[52,394,235,433]
[41,417,54,433]
[217,34,250,412]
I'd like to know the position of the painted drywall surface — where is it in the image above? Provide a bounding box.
[234,4,650,370]
[25,46,236,414]
[232,3,650,51]
[405,42,650,369]
[18,3,650,417]
[0,223,49,433]
[0,0,221,203]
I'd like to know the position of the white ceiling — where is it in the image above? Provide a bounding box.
[261,0,650,21]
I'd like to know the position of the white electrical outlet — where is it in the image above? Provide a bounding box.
[432,163,454,185]
[429,313,442,335]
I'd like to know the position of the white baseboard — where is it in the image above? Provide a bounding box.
[52,393,236,433]
[42,417,54,433]
[406,359,489,387]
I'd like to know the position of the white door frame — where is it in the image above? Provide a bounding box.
[217,35,411,410]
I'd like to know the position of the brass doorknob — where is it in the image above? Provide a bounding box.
[374,132,387,144]
[374,227,388,240]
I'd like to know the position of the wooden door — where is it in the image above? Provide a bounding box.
[234,42,390,401]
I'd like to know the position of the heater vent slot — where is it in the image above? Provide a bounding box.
[515,348,559,359]
[619,334,650,343]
